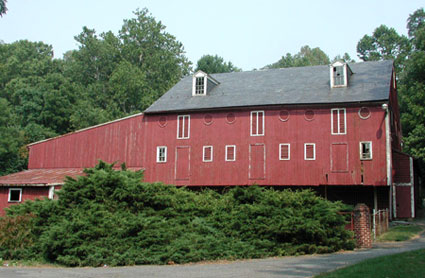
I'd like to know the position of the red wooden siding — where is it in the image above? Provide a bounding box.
[331,143,348,172]
[26,105,389,187]
[28,114,146,169]
[175,146,190,180]
[393,151,411,184]
[143,105,388,186]
[396,186,412,218]
[249,144,266,180]
[0,187,49,216]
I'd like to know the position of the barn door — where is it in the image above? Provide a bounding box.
[396,186,413,218]
[331,143,348,172]
[249,144,265,180]
[175,146,190,180]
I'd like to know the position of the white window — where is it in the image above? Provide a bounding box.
[156,146,167,163]
[279,144,290,160]
[8,188,22,202]
[304,143,316,160]
[330,61,352,88]
[177,115,190,139]
[225,145,236,161]
[203,146,213,162]
[360,141,372,160]
[192,71,207,96]
[250,111,265,136]
[195,77,205,95]
[333,66,345,86]
[331,108,346,135]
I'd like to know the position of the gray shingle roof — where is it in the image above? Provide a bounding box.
[145,60,393,113]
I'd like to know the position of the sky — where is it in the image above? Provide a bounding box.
[0,0,424,70]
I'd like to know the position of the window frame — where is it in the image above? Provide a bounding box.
[250,110,265,136]
[304,143,316,160]
[8,188,22,203]
[279,143,290,160]
[360,141,373,160]
[177,115,190,139]
[203,145,213,162]
[195,76,205,95]
[156,146,167,163]
[225,145,236,161]
[331,108,347,135]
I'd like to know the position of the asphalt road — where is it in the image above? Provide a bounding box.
[1,230,425,278]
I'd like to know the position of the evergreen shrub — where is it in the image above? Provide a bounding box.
[0,161,354,266]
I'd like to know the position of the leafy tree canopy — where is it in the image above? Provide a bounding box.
[265,45,331,69]
[0,0,7,17]
[356,25,411,72]
[195,54,241,74]
[0,8,192,174]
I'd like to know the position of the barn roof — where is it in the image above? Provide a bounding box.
[145,60,393,113]
[0,168,84,186]
[0,167,143,186]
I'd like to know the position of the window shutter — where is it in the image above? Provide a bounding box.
[305,144,315,160]
[339,109,345,133]
[280,144,289,160]
[204,146,212,161]
[332,110,338,133]
[178,116,183,138]
[258,112,264,135]
[226,146,235,161]
[184,116,189,138]
[251,114,257,135]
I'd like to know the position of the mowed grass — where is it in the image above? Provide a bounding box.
[377,224,423,242]
[315,248,425,278]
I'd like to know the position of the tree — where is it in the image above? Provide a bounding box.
[407,8,425,51]
[356,25,411,72]
[331,53,356,63]
[266,45,330,69]
[399,8,425,166]
[195,54,241,74]
[357,8,425,187]
[0,98,26,175]
[64,8,192,123]
[0,0,7,17]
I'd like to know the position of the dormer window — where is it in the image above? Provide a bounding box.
[192,70,219,96]
[330,61,352,88]
[195,76,205,95]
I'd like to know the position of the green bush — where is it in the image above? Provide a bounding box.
[0,161,354,266]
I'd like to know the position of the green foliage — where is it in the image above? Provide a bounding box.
[377,225,423,242]
[0,213,35,259]
[356,25,411,72]
[0,0,7,17]
[266,45,330,69]
[0,8,191,174]
[0,162,354,266]
[357,8,425,191]
[0,98,27,175]
[195,54,241,74]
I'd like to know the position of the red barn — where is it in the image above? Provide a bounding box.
[0,60,417,218]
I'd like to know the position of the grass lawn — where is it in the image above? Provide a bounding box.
[377,224,423,242]
[315,248,425,278]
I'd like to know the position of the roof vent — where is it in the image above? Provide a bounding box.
[330,61,352,88]
[192,70,219,96]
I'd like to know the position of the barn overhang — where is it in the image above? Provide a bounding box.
[0,168,85,187]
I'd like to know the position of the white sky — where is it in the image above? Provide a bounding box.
[0,0,424,70]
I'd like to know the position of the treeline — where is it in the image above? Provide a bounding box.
[0,7,424,176]
[0,9,190,175]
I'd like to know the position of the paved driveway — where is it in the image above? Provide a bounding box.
[1,227,424,278]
